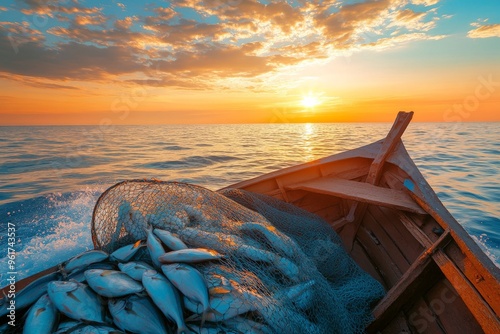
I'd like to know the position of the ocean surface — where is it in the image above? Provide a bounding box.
[0,123,498,287]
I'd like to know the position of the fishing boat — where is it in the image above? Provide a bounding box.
[221,111,500,333]
[3,111,499,333]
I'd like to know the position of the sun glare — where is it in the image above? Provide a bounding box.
[301,94,320,108]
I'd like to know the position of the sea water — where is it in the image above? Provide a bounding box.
[0,123,498,286]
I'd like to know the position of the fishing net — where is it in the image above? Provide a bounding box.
[92,180,385,334]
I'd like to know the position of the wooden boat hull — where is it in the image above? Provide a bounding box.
[221,112,500,333]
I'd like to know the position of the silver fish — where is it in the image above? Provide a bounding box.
[53,321,123,334]
[158,248,223,264]
[142,270,189,334]
[22,294,58,334]
[161,263,211,325]
[64,250,109,274]
[146,225,165,268]
[67,262,116,283]
[118,201,147,241]
[61,324,124,334]
[181,204,208,225]
[146,210,187,230]
[201,270,262,304]
[47,280,104,322]
[153,229,188,251]
[239,221,298,258]
[235,245,299,281]
[187,324,239,334]
[84,269,144,298]
[118,261,154,281]
[223,317,274,334]
[108,295,167,334]
[53,321,81,334]
[184,291,257,322]
[110,240,145,262]
[273,280,316,310]
[0,271,61,316]
[177,228,261,252]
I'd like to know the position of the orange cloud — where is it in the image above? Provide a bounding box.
[468,23,500,39]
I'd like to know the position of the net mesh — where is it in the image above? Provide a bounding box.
[92,180,385,334]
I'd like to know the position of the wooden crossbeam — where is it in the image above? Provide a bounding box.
[286,177,425,214]
[368,229,451,331]
[340,111,414,250]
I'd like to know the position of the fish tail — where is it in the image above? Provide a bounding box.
[177,325,191,334]
[200,309,207,330]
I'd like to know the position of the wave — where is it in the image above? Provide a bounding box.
[141,155,243,170]
[0,190,100,287]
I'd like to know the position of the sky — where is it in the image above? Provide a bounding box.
[0,0,499,125]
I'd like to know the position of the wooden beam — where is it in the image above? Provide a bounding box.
[368,230,450,331]
[286,177,425,214]
[398,209,500,333]
[340,111,414,250]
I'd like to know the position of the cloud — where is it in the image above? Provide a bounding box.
[0,28,146,80]
[411,0,439,5]
[364,32,446,50]
[0,73,79,89]
[390,9,436,31]
[468,23,500,39]
[1,0,446,90]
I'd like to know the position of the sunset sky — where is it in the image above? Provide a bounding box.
[1,0,499,125]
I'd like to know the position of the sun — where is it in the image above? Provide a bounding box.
[301,94,320,108]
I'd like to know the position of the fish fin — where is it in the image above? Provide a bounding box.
[66,291,81,303]
[209,287,231,295]
[124,304,139,317]
[34,307,46,317]
[133,240,142,248]
[63,304,73,315]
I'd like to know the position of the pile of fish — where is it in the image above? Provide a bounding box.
[0,222,318,334]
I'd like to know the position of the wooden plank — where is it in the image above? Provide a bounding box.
[424,279,483,334]
[286,177,426,214]
[407,297,446,333]
[369,231,450,331]
[381,312,414,334]
[321,164,369,180]
[433,251,500,333]
[366,111,414,185]
[370,206,424,264]
[313,204,343,223]
[445,242,500,316]
[291,192,342,213]
[398,208,500,332]
[399,213,435,248]
[351,239,387,289]
[356,225,402,287]
[404,178,500,286]
[340,112,415,250]
[275,177,290,202]
[405,179,500,327]
[363,211,411,273]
